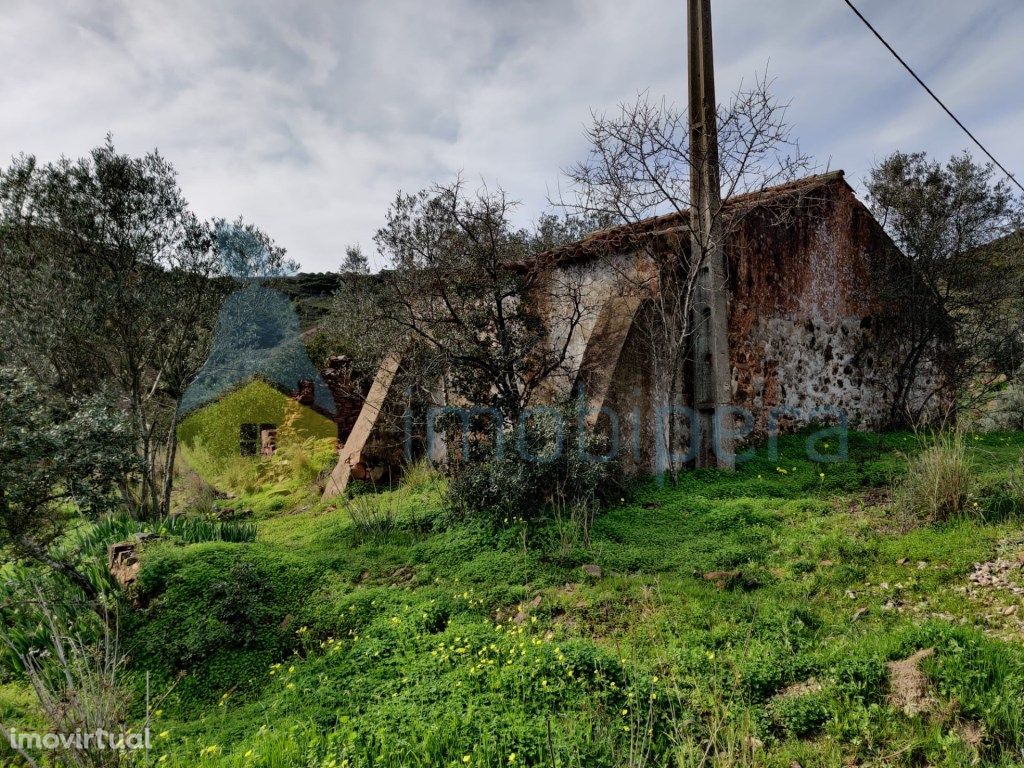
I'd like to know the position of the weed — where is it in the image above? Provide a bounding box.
[345,494,399,544]
[400,459,443,494]
[6,431,1023,767]
[550,494,597,557]
[894,430,975,523]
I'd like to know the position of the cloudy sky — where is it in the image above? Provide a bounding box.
[3,0,1022,271]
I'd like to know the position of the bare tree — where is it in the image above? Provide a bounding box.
[333,178,590,430]
[560,73,813,476]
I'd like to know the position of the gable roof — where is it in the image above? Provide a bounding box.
[536,170,851,266]
[178,283,337,419]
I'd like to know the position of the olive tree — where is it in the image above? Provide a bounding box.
[352,179,589,424]
[865,151,1024,424]
[0,139,284,517]
[0,367,137,600]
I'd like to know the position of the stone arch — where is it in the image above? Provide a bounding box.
[599,300,674,473]
[572,292,646,428]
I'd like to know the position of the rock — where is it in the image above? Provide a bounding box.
[852,607,868,621]
[897,557,908,565]
[1002,605,1018,616]
[108,540,144,589]
[513,596,542,625]
[389,565,415,584]
[819,559,834,567]
[581,564,602,579]
[917,561,928,570]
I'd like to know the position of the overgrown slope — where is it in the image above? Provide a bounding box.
[5,432,1024,767]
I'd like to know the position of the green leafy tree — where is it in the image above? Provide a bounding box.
[0,138,278,517]
[0,367,137,600]
[213,216,298,280]
[353,179,588,423]
[866,151,1024,423]
[340,244,370,274]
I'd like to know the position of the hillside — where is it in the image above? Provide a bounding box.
[5,432,1024,767]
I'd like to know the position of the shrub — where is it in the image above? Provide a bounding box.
[171,459,220,516]
[72,514,256,562]
[400,460,444,494]
[550,495,597,556]
[0,584,132,768]
[217,453,263,495]
[894,430,975,523]
[127,543,315,704]
[259,436,337,488]
[980,458,1024,519]
[0,566,104,679]
[446,408,625,527]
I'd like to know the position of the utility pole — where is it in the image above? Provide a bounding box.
[688,0,734,469]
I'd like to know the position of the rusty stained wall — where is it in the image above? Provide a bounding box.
[727,182,894,433]
[333,174,916,478]
[550,177,903,472]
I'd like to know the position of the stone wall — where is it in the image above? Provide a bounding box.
[328,172,945,482]
[534,173,934,471]
[725,181,891,434]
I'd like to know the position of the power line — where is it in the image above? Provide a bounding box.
[841,0,1024,195]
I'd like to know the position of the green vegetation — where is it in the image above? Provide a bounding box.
[178,378,337,489]
[894,430,976,523]
[446,414,626,528]
[5,431,1024,767]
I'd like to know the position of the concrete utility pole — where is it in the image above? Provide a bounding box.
[688,0,734,469]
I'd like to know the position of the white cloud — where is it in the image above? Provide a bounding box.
[2,0,1022,271]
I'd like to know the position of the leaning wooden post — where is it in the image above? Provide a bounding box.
[322,352,402,499]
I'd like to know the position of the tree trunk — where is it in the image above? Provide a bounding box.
[160,417,179,517]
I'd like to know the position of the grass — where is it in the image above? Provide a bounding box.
[895,430,975,523]
[4,431,1024,767]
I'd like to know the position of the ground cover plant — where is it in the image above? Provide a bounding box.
[3,431,1024,767]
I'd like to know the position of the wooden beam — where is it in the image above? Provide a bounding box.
[322,352,402,499]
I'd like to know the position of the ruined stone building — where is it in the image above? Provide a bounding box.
[536,170,909,470]
[319,171,935,495]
